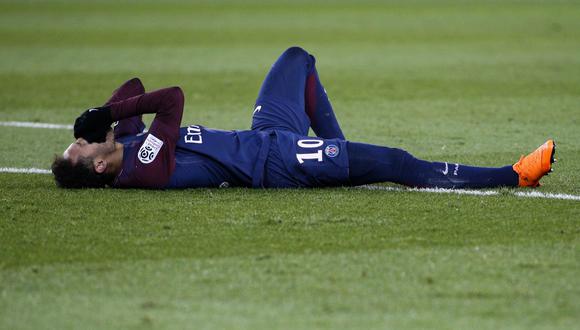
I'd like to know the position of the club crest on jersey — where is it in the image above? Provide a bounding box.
[324,144,339,158]
[138,134,164,164]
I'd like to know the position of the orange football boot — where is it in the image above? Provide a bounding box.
[512,140,556,187]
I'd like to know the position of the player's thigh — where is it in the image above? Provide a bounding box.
[251,47,313,134]
[251,99,310,135]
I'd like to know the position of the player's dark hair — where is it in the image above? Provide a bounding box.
[51,155,115,189]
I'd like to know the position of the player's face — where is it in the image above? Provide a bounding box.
[63,131,116,165]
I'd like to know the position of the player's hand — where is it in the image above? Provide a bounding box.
[74,106,113,143]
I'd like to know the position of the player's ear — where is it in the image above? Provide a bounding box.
[94,159,107,174]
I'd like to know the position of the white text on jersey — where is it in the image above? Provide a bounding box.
[184,125,203,144]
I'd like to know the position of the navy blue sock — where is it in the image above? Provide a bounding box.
[347,142,518,189]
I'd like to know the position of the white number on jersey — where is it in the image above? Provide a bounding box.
[296,139,323,164]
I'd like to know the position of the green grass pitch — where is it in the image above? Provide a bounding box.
[1,0,579,329]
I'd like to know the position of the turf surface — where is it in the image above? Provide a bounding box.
[1,0,579,329]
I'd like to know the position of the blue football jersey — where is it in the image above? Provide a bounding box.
[167,125,272,188]
[116,125,272,189]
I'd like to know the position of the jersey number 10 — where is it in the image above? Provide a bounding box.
[296,139,323,164]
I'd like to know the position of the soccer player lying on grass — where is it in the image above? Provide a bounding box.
[52,47,555,189]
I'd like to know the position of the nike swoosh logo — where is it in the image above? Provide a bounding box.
[442,162,449,175]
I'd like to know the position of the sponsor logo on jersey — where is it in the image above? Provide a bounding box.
[324,144,339,158]
[138,134,163,164]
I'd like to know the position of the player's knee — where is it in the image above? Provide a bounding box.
[281,46,310,62]
[391,148,416,162]
[370,146,416,168]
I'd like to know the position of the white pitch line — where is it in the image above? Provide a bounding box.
[359,185,499,196]
[0,167,52,174]
[0,121,72,130]
[358,185,580,202]
[514,191,580,201]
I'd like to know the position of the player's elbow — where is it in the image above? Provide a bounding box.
[127,77,145,92]
[169,86,184,102]
[164,86,185,109]
[127,77,142,85]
